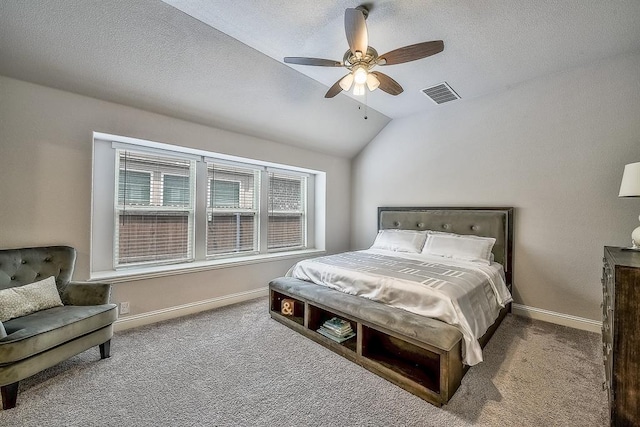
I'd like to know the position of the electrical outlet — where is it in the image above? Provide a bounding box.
[119,301,130,315]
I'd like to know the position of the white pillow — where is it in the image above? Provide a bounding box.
[422,233,496,265]
[0,276,64,322]
[370,229,427,253]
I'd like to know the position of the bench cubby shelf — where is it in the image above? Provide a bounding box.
[269,282,466,406]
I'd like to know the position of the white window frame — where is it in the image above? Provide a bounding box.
[205,161,261,258]
[90,132,325,282]
[113,150,196,268]
[267,169,308,252]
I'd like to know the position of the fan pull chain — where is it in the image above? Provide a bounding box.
[364,90,368,119]
[358,91,368,120]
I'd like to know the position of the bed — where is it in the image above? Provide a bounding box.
[269,207,514,405]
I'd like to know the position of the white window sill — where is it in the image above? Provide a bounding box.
[90,248,325,283]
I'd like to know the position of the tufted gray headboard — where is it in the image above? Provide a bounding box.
[378,207,514,285]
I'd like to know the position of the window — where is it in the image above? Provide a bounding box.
[115,150,195,267]
[91,133,324,279]
[268,171,306,250]
[118,170,151,205]
[211,180,240,208]
[163,174,190,206]
[207,163,259,256]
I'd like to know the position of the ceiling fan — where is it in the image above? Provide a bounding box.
[284,5,444,98]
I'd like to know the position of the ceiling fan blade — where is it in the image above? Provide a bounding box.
[345,8,368,56]
[378,40,444,66]
[371,71,403,95]
[325,77,347,98]
[284,57,342,67]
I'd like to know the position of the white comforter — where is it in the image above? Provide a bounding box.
[286,249,512,365]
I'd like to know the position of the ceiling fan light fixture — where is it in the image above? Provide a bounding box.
[366,73,380,91]
[339,73,355,91]
[353,66,368,85]
[284,7,445,99]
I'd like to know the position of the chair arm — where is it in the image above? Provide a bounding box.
[62,281,112,306]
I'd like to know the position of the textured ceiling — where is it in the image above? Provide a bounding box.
[164,0,640,119]
[1,1,640,158]
[0,0,389,158]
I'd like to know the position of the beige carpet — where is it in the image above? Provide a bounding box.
[0,297,608,426]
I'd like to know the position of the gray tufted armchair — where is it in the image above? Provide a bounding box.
[0,246,117,409]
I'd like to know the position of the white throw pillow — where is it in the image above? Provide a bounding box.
[0,276,64,322]
[0,321,6,339]
[370,229,427,253]
[422,233,496,265]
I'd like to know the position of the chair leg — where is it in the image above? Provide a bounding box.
[1,381,19,410]
[99,339,111,359]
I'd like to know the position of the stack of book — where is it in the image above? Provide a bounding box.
[317,317,355,343]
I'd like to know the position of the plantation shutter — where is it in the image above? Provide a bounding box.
[115,150,195,266]
[267,171,306,250]
[206,162,259,256]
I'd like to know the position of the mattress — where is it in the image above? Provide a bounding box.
[286,249,512,365]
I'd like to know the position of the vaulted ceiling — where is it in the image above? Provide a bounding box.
[1,1,640,158]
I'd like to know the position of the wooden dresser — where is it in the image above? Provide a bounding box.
[603,246,640,426]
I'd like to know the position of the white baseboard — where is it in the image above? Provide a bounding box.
[511,303,601,333]
[114,287,269,332]
[113,291,602,334]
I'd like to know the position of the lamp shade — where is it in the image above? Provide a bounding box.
[619,162,640,197]
[339,73,354,91]
[366,73,380,91]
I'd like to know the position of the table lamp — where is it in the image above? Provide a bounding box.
[619,161,640,250]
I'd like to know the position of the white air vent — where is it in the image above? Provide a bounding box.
[421,82,460,104]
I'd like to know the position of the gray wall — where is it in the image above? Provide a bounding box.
[351,52,640,321]
[0,76,351,316]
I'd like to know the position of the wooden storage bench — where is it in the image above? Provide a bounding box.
[269,276,465,406]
